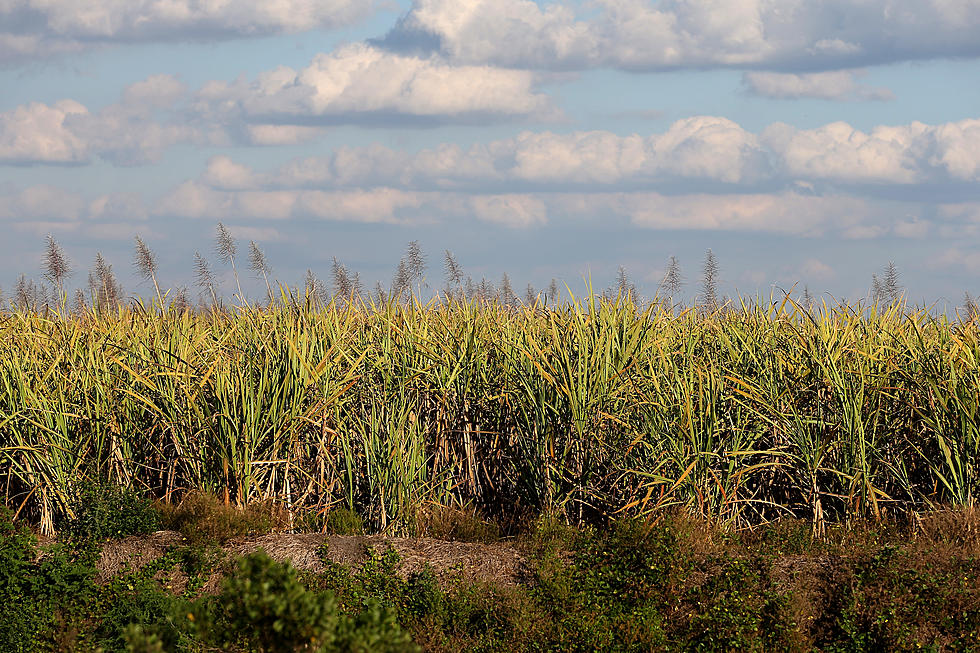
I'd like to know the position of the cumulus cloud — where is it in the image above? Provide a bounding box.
[87,192,149,222]
[935,202,980,237]
[193,116,980,195]
[1,40,561,167]
[193,43,557,124]
[743,70,894,101]
[0,185,148,236]
[0,75,198,166]
[380,0,980,72]
[761,119,980,185]
[800,258,836,281]
[1,0,375,65]
[149,175,925,237]
[0,100,90,165]
[247,117,768,191]
[242,125,326,146]
[155,180,555,228]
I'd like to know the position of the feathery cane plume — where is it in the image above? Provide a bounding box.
[134,235,164,310]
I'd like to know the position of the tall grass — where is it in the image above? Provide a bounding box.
[0,293,976,535]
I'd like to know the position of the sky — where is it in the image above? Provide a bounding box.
[2,0,980,307]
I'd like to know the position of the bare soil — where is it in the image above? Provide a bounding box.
[97,531,527,590]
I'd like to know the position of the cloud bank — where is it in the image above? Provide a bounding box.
[193,43,557,125]
[381,0,980,72]
[1,0,375,65]
[194,116,980,193]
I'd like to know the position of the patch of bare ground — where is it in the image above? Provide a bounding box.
[233,533,527,585]
[96,530,186,583]
[97,531,527,590]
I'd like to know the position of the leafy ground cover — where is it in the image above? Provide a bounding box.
[2,487,980,652]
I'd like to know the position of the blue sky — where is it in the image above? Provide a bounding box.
[2,0,980,307]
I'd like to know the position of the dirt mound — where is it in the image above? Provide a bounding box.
[96,530,186,583]
[233,533,526,585]
[97,531,526,588]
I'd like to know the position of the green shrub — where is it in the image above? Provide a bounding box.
[123,625,166,653]
[191,550,418,652]
[682,559,796,652]
[0,508,97,652]
[65,479,160,541]
[97,574,185,652]
[325,507,365,536]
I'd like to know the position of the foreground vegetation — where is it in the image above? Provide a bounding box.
[2,290,979,536]
[3,488,980,652]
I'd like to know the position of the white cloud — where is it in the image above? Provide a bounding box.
[926,120,980,181]
[149,174,925,238]
[203,116,980,193]
[762,119,980,184]
[0,100,90,164]
[243,125,326,146]
[87,193,149,221]
[155,181,430,224]
[568,192,876,236]
[194,43,556,124]
[649,117,768,184]
[935,202,980,237]
[0,75,197,166]
[258,118,767,190]
[202,156,261,190]
[0,185,153,239]
[1,0,375,65]
[383,0,980,72]
[893,216,931,238]
[743,70,894,101]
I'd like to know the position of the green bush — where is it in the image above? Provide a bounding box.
[97,574,186,652]
[682,559,795,652]
[192,550,418,652]
[0,508,97,651]
[123,625,166,653]
[65,479,160,541]
[325,507,365,536]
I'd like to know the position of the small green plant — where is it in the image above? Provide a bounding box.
[682,559,796,652]
[123,625,166,653]
[206,550,342,652]
[65,479,161,542]
[325,507,365,535]
[189,550,419,652]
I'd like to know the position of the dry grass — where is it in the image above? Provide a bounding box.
[156,491,289,545]
[916,506,980,554]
